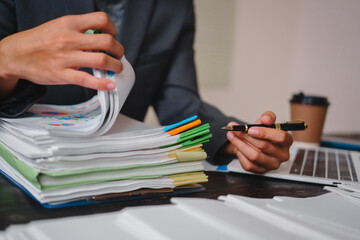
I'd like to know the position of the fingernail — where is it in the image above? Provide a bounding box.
[107,82,116,90]
[227,131,234,140]
[248,128,259,136]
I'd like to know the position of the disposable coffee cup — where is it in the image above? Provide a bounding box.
[290,92,330,144]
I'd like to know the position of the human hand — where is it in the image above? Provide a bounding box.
[223,111,293,173]
[0,12,124,97]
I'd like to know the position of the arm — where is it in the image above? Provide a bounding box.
[0,0,44,117]
[153,1,293,171]
[153,1,241,163]
[0,0,18,99]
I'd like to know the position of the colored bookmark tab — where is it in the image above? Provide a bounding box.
[169,148,207,162]
[179,124,210,139]
[167,119,201,136]
[170,172,208,187]
[179,133,212,149]
[163,115,198,132]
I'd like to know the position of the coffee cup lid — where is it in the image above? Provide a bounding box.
[290,92,330,106]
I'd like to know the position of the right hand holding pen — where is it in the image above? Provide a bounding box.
[223,111,293,173]
[0,12,124,95]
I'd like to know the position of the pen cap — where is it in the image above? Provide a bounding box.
[290,92,329,144]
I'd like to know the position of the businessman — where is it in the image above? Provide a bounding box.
[0,0,292,173]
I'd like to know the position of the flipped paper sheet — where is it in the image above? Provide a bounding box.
[0,56,135,137]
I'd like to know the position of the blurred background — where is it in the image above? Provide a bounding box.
[145,0,360,134]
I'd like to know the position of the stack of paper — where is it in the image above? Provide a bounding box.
[0,57,210,208]
[1,191,359,240]
[323,182,360,207]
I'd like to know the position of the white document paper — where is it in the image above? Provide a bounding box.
[0,56,135,137]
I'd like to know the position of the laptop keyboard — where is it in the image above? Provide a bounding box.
[290,148,358,182]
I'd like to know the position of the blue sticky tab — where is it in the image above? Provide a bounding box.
[163,115,198,132]
[107,71,115,77]
[104,51,117,77]
[216,165,228,171]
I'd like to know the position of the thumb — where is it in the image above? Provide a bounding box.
[255,111,276,125]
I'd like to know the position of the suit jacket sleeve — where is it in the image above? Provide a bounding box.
[152,0,244,164]
[0,0,46,117]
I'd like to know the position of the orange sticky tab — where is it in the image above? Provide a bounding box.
[167,119,201,135]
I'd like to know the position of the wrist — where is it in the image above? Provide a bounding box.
[0,38,20,99]
[0,67,19,99]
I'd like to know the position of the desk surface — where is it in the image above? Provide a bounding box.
[0,171,327,230]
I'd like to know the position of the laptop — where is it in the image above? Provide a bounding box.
[227,142,360,185]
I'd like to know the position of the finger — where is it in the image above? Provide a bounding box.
[228,121,239,126]
[68,51,123,73]
[64,69,116,91]
[227,131,279,168]
[67,12,117,36]
[255,111,276,124]
[77,34,124,59]
[226,122,244,138]
[248,127,293,145]
[236,150,267,173]
[237,132,285,159]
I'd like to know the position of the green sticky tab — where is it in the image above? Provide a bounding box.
[180,139,210,149]
[179,124,210,140]
[161,123,211,149]
[179,134,212,149]
[84,29,103,34]
[160,143,178,149]
[177,129,210,143]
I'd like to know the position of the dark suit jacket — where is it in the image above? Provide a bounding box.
[0,0,241,163]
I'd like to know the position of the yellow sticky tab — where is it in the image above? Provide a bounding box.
[181,144,203,152]
[169,144,207,162]
[170,172,205,180]
[170,151,207,162]
[172,178,208,187]
[170,172,208,186]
